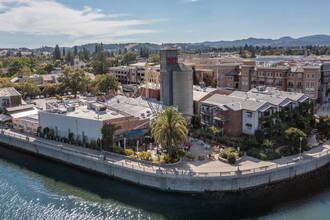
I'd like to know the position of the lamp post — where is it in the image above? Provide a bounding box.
[299,136,303,160]
[237,147,240,171]
[99,135,105,160]
[124,137,126,151]
[157,141,160,171]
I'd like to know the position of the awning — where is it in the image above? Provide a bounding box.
[128,130,143,137]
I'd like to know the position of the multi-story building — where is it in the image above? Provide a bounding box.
[109,66,145,85]
[321,62,330,95]
[216,63,241,89]
[200,87,312,137]
[0,87,22,110]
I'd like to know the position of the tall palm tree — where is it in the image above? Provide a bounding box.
[151,107,188,157]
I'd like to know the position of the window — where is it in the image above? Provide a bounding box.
[288,81,294,87]
[267,79,273,86]
[246,123,252,130]
[258,72,264,77]
[307,74,310,79]
[311,74,315,79]
[267,72,273,77]
[298,73,302,78]
[311,82,315,88]
[243,71,248,75]
[306,82,310,88]
[258,79,265,85]
[275,72,282,77]
[227,76,233,80]
[228,82,232,87]
[297,81,303,88]
[246,112,252,118]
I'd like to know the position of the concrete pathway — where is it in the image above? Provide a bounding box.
[1,128,330,177]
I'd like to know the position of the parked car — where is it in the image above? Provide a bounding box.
[40,95,45,99]
[35,95,40,99]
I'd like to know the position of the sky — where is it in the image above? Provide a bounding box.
[0,0,330,48]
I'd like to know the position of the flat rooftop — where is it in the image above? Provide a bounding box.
[105,95,169,119]
[43,102,127,121]
[0,87,21,97]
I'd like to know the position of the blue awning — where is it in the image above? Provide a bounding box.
[128,130,143,137]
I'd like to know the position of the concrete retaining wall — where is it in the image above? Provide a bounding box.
[0,133,329,192]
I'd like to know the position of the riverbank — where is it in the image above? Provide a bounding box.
[0,129,329,193]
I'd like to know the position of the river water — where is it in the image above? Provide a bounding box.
[0,145,329,220]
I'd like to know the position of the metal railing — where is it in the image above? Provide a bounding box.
[0,129,329,178]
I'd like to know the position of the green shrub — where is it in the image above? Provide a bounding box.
[177,148,186,157]
[259,153,267,160]
[139,151,152,161]
[198,155,205,160]
[186,153,195,161]
[219,148,237,159]
[163,154,172,164]
[125,149,134,156]
[266,152,281,160]
[227,154,236,164]
[113,146,125,155]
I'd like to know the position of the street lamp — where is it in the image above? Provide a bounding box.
[99,135,105,160]
[157,143,161,171]
[299,136,303,160]
[237,147,240,171]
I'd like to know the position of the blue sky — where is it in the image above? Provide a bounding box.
[0,0,330,48]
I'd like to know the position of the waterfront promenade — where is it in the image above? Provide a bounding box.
[0,128,329,192]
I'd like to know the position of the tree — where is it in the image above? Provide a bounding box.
[7,58,24,77]
[251,51,256,58]
[17,51,22,57]
[62,47,66,57]
[66,50,75,66]
[74,45,78,56]
[316,114,330,136]
[191,114,201,129]
[203,72,212,87]
[284,127,307,152]
[18,78,41,98]
[151,107,188,158]
[53,44,61,61]
[122,52,137,65]
[42,82,57,95]
[93,44,110,75]
[16,66,32,77]
[209,125,220,140]
[149,53,160,65]
[95,73,119,92]
[192,65,198,85]
[58,67,91,96]
[254,130,264,145]
[0,78,16,88]
[101,123,121,150]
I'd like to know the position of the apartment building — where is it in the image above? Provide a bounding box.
[216,63,241,89]
[199,87,311,137]
[109,66,145,84]
[321,62,330,94]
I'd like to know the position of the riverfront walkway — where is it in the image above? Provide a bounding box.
[1,128,330,177]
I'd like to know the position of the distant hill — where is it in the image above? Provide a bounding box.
[200,34,330,48]
[1,34,330,55]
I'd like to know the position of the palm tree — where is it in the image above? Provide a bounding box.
[151,107,188,158]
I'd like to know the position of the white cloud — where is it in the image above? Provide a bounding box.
[0,0,153,41]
